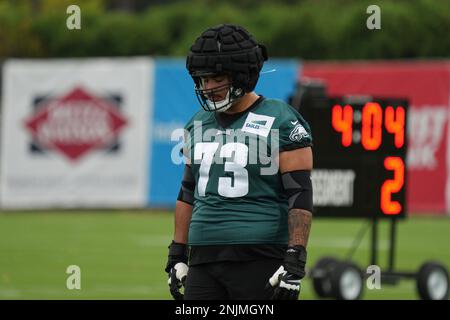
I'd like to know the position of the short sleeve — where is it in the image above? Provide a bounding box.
[278,105,313,152]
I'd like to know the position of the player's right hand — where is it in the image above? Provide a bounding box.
[168,262,188,300]
[165,241,189,300]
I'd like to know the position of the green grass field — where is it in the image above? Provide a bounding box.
[0,210,449,300]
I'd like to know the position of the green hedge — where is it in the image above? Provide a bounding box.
[1,0,449,59]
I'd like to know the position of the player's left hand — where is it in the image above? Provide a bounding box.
[267,265,302,300]
[266,246,307,300]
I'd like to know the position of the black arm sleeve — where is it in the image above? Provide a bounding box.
[177,165,195,205]
[281,170,313,212]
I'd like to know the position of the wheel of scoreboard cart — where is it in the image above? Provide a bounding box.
[416,262,449,300]
[330,261,364,300]
[311,257,340,298]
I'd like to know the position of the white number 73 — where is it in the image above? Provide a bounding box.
[194,142,249,198]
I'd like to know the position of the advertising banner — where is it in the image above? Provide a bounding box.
[1,58,153,208]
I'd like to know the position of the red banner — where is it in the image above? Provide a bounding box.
[301,61,450,215]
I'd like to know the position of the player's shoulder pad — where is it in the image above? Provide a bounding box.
[260,98,313,148]
[261,99,310,128]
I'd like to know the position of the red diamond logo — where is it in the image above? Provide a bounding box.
[24,86,128,161]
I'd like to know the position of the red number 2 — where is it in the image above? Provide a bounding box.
[381,157,404,215]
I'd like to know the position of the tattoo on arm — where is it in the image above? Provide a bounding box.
[288,209,312,247]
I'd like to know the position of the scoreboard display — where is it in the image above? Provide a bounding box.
[300,96,408,218]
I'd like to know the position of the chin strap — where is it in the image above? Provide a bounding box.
[198,86,244,112]
[207,89,233,112]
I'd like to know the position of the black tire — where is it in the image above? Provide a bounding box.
[330,261,364,300]
[311,257,340,298]
[417,262,449,300]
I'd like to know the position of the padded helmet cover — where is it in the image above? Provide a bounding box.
[186,24,268,92]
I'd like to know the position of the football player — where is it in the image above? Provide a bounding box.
[165,24,313,300]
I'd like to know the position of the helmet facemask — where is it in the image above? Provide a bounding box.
[194,75,245,112]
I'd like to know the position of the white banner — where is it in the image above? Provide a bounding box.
[1,58,153,208]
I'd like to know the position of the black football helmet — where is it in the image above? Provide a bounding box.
[186,24,268,112]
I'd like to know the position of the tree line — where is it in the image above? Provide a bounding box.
[1,0,448,59]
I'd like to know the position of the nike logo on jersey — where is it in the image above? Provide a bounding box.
[291,120,299,125]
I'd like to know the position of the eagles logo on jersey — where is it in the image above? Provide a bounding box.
[289,122,310,142]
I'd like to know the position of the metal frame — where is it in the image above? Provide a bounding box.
[369,217,417,285]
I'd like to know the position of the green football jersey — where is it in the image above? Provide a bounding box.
[183,97,312,245]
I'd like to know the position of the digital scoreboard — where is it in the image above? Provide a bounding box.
[300,95,408,218]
